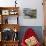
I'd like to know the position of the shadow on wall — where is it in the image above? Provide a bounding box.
[18,26,44,44]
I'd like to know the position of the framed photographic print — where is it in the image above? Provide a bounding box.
[9,10,18,15]
[23,8,37,19]
[2,10,9,15]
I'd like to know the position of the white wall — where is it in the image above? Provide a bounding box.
[0,0,15,7]
[18,0,44,26]
[0,0,44,26]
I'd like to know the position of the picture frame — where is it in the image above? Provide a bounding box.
[9,10,18,15]
[23,8,37,19]
[2,10,9,15]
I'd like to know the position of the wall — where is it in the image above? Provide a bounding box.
[18,0,44,26]
[0,0,44,26]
